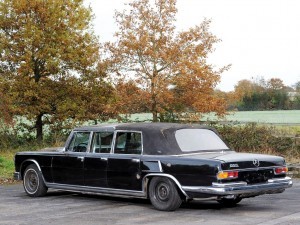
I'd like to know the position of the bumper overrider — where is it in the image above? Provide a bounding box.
[14,172,21,180]
[182,177,293,196]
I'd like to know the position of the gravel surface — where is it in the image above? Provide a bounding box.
[0,180,299,225]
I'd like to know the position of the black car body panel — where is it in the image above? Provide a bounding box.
[14,123,292,210]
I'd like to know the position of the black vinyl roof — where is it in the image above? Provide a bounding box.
[74,123,216,155]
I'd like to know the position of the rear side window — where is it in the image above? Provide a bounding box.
[67,132,90,152]
[91,132,114,153]
[114,132,142,155]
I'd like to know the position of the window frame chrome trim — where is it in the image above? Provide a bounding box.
[112,130,144,155]
[64,131,92,153]
[89,131,115,154]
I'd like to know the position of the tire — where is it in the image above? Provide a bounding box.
[23,164,48,197]
[217,196,242,207]
[149,177,182,211]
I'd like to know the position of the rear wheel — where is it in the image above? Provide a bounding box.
[23,164,48,197]
[149,177,182,211]
[217,196,242,207]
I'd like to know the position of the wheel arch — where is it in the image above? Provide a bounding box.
[20,159,42,180]
[143,173,190,199]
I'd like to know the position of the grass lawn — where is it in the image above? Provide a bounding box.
[0,152,16,184]
[128,110,300,124]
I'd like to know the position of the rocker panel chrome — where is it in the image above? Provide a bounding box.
[45,183,146,198]
[44,173,189,199]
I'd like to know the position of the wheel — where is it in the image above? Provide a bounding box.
[23,164,48,197]
[149,177,182,211]
[217,196,242,207]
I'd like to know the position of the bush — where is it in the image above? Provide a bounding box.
[214,123,296,156]
[0,156,4,168]
[0,123,68,152]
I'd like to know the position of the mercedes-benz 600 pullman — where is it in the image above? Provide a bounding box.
[14,123,292,211]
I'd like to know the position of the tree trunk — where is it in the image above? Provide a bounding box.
[151,93,158,122]
[36,114,43,142]
[151,73,158,122]
[152,111,158,122]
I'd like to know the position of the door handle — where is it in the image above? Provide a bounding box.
[100,157,108,161]
[132,158,140,163]
[77,156,84,162]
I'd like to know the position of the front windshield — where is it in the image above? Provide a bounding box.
[175,129,229,152]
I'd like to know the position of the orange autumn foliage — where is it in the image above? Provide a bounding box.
[105,0,229,122]
[0,0,113,140]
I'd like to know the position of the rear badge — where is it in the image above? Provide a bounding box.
[253,159,260,167]
[230,164,239,168]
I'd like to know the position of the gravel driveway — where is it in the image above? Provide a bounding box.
[0,180,299,225]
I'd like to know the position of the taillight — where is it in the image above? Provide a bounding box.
[274,167,288,175]
[217,171,239,180]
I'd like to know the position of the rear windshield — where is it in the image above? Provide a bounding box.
[175,129,229,152]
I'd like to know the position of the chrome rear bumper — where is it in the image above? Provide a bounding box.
[182,177,293,196]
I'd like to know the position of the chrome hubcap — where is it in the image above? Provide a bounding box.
[25,169,38,193]
[156,183,170,201]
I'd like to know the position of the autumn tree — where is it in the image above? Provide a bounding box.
[294,81,300,92]
[234,77,290,110]
[113,80,148,117]
[0,78,12,125]
[0,0,112,141]
[105,0,229,122]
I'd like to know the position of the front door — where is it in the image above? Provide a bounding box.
[52,131,91,185]
[107,131,142,191]
[84,132,114,187]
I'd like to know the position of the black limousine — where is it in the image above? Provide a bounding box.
[14,123,292,211]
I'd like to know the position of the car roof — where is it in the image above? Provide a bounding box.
[74,122,211,132]
[73,123,217,155]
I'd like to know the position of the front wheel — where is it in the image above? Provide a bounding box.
[149,177,182,211]
[23,164,48,197]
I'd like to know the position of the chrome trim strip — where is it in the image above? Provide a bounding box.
[221,166,288,172]
[143,173,189,198]
[18,159,47,184]
[182,177,293,195]
[158,160,163,172]
[112,130,144,155]
[45,183,146,198]
[172,151,233,157]
[212,181,247,188]
[21,159,42,171]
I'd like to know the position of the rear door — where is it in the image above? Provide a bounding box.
[107,131,143,191]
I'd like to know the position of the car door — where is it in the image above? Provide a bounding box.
[51,131,91,186]
[84,132,114,187]
[107,131,142,191]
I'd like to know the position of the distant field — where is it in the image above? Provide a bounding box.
[129,110,300,125]
[205,110,300,125]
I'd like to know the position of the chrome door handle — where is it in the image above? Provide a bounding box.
[100,158,108,161]
[132,158,140,163]
[77,156,84,162]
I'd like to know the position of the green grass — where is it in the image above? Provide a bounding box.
[126,110,300,124]
[0,152,15,178]
[203,110,300,124]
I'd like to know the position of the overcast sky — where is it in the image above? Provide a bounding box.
[86,0,300,91]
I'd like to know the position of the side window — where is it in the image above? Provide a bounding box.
[91,132,114,153]
[114,132,142,155]
[67,132,90,152]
